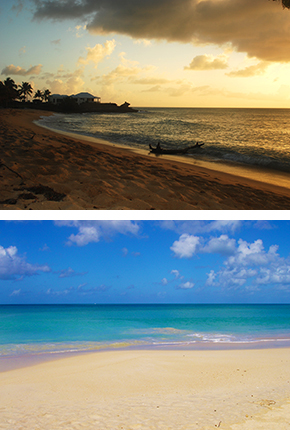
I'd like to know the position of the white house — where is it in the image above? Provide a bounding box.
[48,92,101,105]
[72,92,101,104]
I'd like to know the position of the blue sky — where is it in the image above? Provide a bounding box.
[1,220,290,304]
[1,0,290,107]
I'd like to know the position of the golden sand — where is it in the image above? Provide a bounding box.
[1,108,290,210]
[1,348,290,429]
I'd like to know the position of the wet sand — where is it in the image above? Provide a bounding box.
[1,108,290,210]
[1,348,290,429]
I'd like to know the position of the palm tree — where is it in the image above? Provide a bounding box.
[19,81,33,102]
[4,77,18,92]
[0,77,19,106]
[43,89,51,102]
[34,89,43,101]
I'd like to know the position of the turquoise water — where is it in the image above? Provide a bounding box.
[37,107,290,173]
[1,304,290,357]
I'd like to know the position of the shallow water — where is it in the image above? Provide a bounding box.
[1,304,290,357]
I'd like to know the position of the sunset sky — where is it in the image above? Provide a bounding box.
[1,220,290,304]
[1,0,290,107]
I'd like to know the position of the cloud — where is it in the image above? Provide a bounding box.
[51,39,61,45]
[100,52,150,84]
[0,245,50,280]
[78,39,116,67]
[177,281,195,290]
[171,269,182,279]
[10,289,21,296]
[19,46,26,55]
[45,68,85,95]
[206,238,290,291]
[55,220,140,246]
[134,39,152,46]
[227,61,269,77]
[185,54,228,70]
[1,64,42,76]
[202,235,236,255]
[132,77,170,85]
[58,267,86,278]
[160,220,241,235]
[170,234,200,258]
[32,0,290,62]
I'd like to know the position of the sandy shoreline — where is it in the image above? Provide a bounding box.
[1,108,290,210]
[1,348,290,429]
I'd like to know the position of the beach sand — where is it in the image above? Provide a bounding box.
[0,348,290,429]
[1,108,290,210]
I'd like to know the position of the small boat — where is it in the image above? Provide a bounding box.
[149,142,204,155]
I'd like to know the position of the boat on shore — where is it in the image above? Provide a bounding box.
[149,141,204,155]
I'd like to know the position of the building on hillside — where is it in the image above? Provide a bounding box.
[72,92,101,104]
[48,92,101,105]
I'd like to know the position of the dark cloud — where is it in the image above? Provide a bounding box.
[32,0,290,62]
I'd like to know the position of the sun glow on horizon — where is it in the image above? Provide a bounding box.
[1,0,290,108]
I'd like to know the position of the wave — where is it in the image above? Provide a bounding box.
[37,108,290,175]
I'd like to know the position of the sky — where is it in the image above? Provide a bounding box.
[1,0,290,107]
[1,219,290,304]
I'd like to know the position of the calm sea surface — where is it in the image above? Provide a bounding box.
[37,108,290,174]
[1,304,290,357]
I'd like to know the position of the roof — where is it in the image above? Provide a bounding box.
[49,94,67,98]
[73,92,97,99]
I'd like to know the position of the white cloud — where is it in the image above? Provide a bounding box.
[78,39,116,67]
[171,269,182,279]
[170,234,200,258]
[55,220,140,246]
[227,239,278,267]
[206,238,290,291]
[178,281,195,290]
[0,245,50,280]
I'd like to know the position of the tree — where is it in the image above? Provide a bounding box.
[0,77,19,106]
[34,89,43,101]
[4,77,18,93]
[19,81,33,102]
[43,89,51,102]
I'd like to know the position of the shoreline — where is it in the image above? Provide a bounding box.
[1,108,290,209]
[2,334,290,373]
[37,114,290,190]
[1,347,290,429]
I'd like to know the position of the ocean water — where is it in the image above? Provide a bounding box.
[1,304,290,358]
[37,107,290,174]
